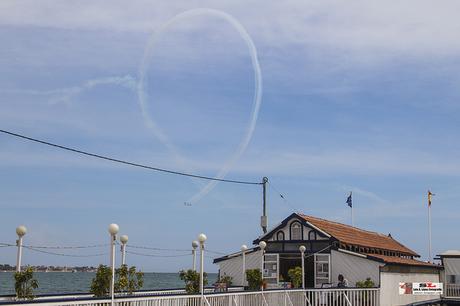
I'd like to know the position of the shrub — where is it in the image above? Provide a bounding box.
[245,269,262,290]
[90,265,112,297]
[218,274,233,287]
[115,265,144,294]
[91,264,144,297]
[14,267,38,300]
[288,266,302,288]
[356,278,375,288]
[179,269,208,294]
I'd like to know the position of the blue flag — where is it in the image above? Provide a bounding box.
[346,192,352,208]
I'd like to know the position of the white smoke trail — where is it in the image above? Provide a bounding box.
[138,8,263,204]
[1,75,137,105]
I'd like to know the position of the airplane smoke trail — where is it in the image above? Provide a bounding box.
[138,8,263,204]
[1,75,137,105]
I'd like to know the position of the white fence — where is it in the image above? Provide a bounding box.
[1,288,380,306]
[445,283,460,298]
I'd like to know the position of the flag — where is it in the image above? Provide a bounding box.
[346,192,352,208]
[428,190,434,207]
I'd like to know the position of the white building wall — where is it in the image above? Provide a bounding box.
[331,250,382,287]
[216,250,262,286]
[380,271,440,306]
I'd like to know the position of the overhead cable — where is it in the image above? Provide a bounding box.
[0,129,261,185]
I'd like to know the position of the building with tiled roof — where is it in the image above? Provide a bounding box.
[214,212,442,305]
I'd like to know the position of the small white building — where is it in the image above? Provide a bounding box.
[438,250,460,299]
[214,213,442,306]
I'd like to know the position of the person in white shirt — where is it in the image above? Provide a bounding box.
[337,274,349,288]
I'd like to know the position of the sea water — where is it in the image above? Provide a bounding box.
[0,272,217,296]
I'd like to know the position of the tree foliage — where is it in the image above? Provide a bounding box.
[218,274,233,287]
[245,269,262,290]
[356,277,375,288]
[115,264,144,294]
[14,267,39,300]
[179,269,208,294]
[90,264,144,297]
[287,266,302,288]
[90,265,112,297]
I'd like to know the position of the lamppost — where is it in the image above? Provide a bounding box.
[192,240,199,271]
[108,223,119,306]
[258,241,266,291]
[241,244,248,287]
[299,245,306,289]
[15,225,27,272]
[198,233,207,303]
[120,235,128,266]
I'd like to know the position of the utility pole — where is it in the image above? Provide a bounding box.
[261,177,268,234]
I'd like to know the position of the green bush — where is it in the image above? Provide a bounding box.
[245,269,262,290]
[90,264,144,297]
[115,264,144,294]
[179,269,208,294]
[356,278,375,288]
[14,267,38,300]
[287,266,302,288]
[90,265,112,297]
[218,274,233,287]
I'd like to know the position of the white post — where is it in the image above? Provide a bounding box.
[428,203,432,262]
[351,206,354,227]
[198,233,207,304]
[15,226,27,273]
[120,235,128,266]
[108,224,119,306]
[299,245,306,289]
[259,241,266,291]
[192,241,199,271]
[241,245,248,287]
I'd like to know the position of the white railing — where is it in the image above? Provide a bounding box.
[1,288,380,306]
[445,283,460,298]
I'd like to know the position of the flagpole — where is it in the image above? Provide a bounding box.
[351,204,354,227]
[428,196,432,262]
[428,190,433,262]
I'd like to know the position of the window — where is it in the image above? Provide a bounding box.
[290,222,302,240]
[308,230,317,241]
[314,254,330,287]
[276,231,285,241]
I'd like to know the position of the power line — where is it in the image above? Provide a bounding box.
[24,246,107,257]
[126,250,191,258]
[23,243,108,249]
[267,181,300,212]
[0,129,262,186]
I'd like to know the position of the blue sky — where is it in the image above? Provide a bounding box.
[1,0,460,272]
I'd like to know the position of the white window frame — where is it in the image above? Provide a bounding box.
[314,253,331,287]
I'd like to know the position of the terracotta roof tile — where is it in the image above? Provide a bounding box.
[298,214,419,257]
[366,254,440,268]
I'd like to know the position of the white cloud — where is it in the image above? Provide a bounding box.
[1,0,460,59]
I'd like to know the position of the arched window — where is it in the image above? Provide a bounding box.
[276,231,285,241]
[308,230,317,241]
[290,222,302,240]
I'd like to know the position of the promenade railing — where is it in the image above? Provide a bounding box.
[0,288,380,306]
[445,283,460,298]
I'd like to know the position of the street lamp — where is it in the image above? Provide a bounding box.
[258,241,266,291]
[241,245,248,287]
[299,245,306,289]
[192,240,199,271]
[108,223,119,306]
[120,235,128,266]
[15,225,27,272]
[198,233,207,302]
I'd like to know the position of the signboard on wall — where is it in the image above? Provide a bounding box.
[399,282,443,295]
